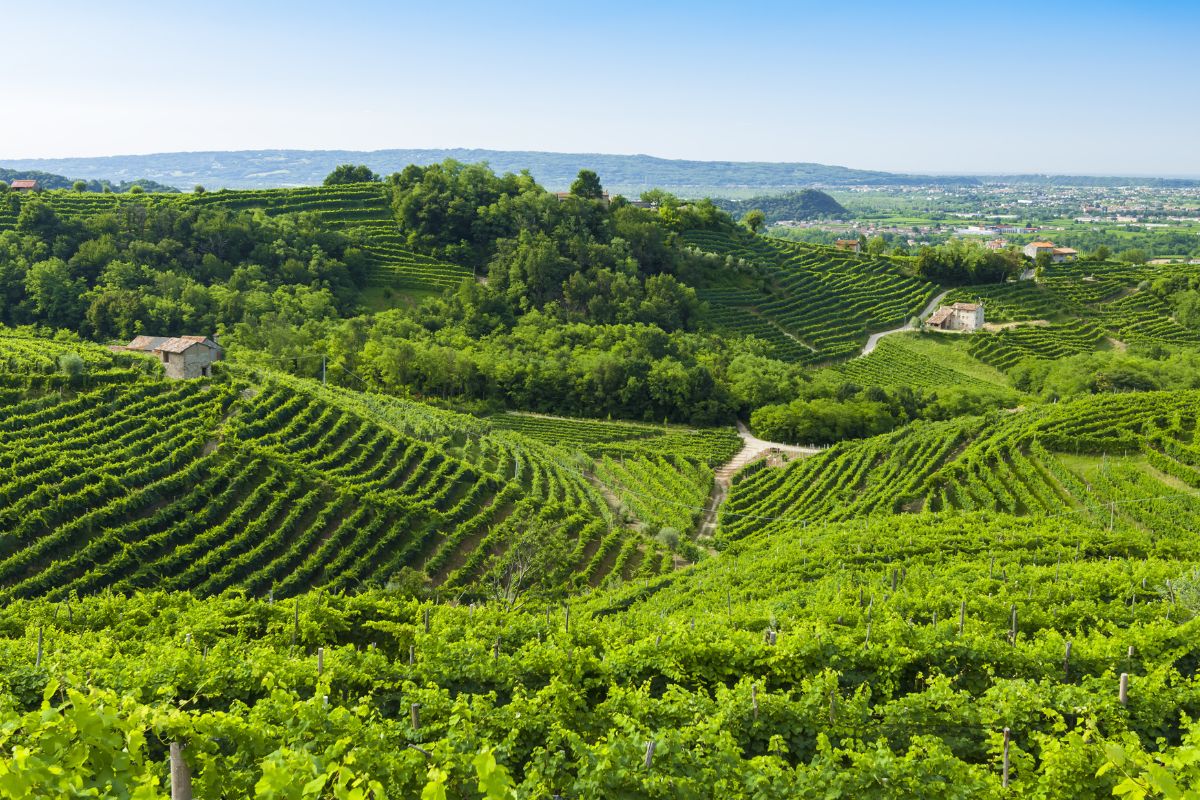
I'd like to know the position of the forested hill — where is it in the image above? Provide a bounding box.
[0,148,982,192]
[714,189,847,222]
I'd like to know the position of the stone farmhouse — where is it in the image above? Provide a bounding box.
[9,179,38,192]
[926,302,984,331]
[834,239,861,253]
[121,335,222,379]
[1023,241,1078,263]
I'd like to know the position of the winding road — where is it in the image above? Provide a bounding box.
[858,290,950,357]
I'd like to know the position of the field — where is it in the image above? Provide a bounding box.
[836,332,1013,392]
[721,388,1200,538]
[0,331,760,603]
[685,228,938,363]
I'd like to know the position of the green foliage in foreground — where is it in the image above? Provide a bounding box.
[3,507,1200,797]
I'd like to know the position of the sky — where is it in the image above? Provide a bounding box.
[3,0,1198,175]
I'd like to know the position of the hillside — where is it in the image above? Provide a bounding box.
[686,227,938,363]
[0,330,742,601]
[0,148,981,193]
[8,161,1200,795]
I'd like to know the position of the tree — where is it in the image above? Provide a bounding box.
[128,185,144,194]
[743,209,766,234]
[0,180,8,193]
[1091,245,1111,262]
[1120,248,1148,265]
[194,185,206,195]
[72,180,88,192]
[323,164,378,185]
[569,169,604,200]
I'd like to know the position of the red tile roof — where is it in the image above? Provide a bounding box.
[9,179,37,189]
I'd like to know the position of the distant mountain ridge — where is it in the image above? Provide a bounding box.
[0,149,981,194]
[5,150,1197,195]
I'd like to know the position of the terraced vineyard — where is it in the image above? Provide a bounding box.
[490,411,741,466]
[720,389,1200,543]
[838,332,1012,392]
[3,184,472,294]
[939,259,1200,356]
[0,341,753,599]
[686,228,937,363]
[942,281,1071,322]
[966,320,1108,369]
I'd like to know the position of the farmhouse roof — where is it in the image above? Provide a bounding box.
[951,302,981,311]
[126,335,170,352]
[1028,241,1056,248]
[1053,247,1078,255]
[10,179,37,189]
[125,335,219,354]
[927,308,953,325]
[156,336,220,354]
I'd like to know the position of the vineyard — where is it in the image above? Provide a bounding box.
[0,334,760,603]
[837,332,1012,393]
[941,259,1200,365]
[685,229,938,364]
[1,184,473,295]
[9,179,1200,796]
[2,500,1198,796]
[722,388,1200,542]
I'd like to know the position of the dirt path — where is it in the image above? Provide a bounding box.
[859,290,950,357]
[696,422,821,539]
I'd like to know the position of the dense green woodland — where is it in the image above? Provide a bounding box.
[7,163,1200,796]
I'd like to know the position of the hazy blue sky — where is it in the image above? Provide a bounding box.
[5,0,1198,174]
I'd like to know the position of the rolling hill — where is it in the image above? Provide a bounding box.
[0,148,981,193]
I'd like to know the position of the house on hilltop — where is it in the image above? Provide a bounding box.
[121,335,222,379]
[926,302,984,331]
[1023,241,1078,263]
[835,239,862,253]
[9,179,38,192]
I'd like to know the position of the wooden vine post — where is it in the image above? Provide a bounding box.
[35,625,43,668]
[643,740,656,768]
[170,742,193,800]
[411,703,421,730]
[1119,673,1129,705]
[1002,728,1010,788]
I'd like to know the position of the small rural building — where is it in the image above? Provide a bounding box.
[1023,241,1078,262]
[835,239,862,253]
[927,302,984,331]
[9,179,38,192]
[123,335,222,379]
